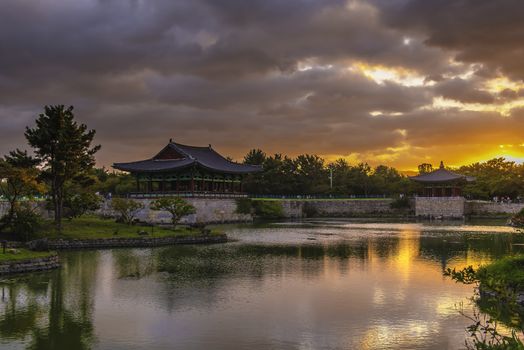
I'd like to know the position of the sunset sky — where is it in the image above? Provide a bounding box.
[1,0,524,170]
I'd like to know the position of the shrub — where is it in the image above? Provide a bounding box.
[10,203,43,241]
[252,200,284,219]
[235,198,253,214]
[110,198,144,225]
[150,197,196,226]
[390,196,410,209]
[302,202,318,218]
[510,208,524,227]
[64,192,102,219]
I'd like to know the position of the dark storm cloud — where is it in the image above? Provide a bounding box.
[433,78,495,104]
[0,0,522,168]
[373,0,524,80]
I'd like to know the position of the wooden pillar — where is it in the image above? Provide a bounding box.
[148,176,152,193]
[135,174,140,192]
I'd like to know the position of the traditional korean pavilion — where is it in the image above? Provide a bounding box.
[113,140,262,196]
[410,161,475,197]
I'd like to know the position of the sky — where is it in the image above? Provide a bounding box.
[1,0,524,170]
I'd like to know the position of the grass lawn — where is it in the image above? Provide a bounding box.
[37,216,219,240]
[478,255,524,291]
[251,197,391,202]
[0,249,55,263]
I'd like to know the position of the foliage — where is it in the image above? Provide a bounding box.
[150,197,196,226]
[0,150,43,232]
[252,200,284,219]
[459,158,524,200]
[302,202,318,217]
[110,198,144,225]
[389,196,411,209]
[445,264,524,350]
[510,209,524,228]
[36,216,218,240]
[235,198,253,214]
[63,191,102,219]
[25,105,101,232]
[8,203,43,241]
[243,149,266,165]
[0,249,55,263]
[477,255,524,292]
[243,152,415,197]
[417,163,433,174]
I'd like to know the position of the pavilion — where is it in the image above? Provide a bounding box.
[410,161,475,197]
[113,140,262,197]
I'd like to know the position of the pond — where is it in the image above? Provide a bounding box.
[0,219,522,350]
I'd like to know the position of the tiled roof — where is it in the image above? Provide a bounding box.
[410,162,475,183]
[113,142,262,174]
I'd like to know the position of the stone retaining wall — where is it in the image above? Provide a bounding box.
[0,254,60,275]
[40,234,228,250]
[415,197,465,218]
[99,198,252,224]
[465,201,524,215]
[279,199,401,218]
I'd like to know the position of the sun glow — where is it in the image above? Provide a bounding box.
[350,62,427,87]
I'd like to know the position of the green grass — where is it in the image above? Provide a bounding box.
[478,255,524,291]
[250,197,390,202]
[0,249,55,263]
[37,216,219,240]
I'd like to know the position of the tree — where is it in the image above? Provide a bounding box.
[110,198,144,225]
[243,149,266,165]
[418,163,433,174]
[0,150,43,232]
[150,197,196,226]
[25,105,101,231]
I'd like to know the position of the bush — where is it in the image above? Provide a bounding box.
[110,198,144,225]
[510,208,524,227]
[235,198,253,214]
[150,197,196,226]
[302,202,318,218]
[252,201,284,219]
[64,192,102,219]
[390,196,410,209]
[10,203,43,241]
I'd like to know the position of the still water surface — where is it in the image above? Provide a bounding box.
[0,219,522,350]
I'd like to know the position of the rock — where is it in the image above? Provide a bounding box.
[137,231,149,236]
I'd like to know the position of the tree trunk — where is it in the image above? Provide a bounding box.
[54,186,63,233]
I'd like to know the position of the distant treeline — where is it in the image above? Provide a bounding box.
[239,149,524,200]
[70,151,524,200]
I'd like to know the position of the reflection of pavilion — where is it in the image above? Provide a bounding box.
[410,161,475,218]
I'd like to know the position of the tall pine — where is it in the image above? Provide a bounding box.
[25,105,100,232]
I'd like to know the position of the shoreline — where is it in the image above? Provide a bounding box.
[39,233,228,250]
[0,254,60,275]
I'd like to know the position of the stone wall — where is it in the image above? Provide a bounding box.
[465,201,524,215]
[99,198,252,224]
[0,201,52,219]
[0,254,60,275]
[279,199,400,218]
[39,234,227,250]
[415,197,465,218]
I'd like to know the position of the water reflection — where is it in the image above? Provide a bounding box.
[0,220,523,350]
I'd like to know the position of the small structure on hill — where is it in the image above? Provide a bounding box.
[113,140,262,197]
[410,161,475,219]
[410,161,475,197]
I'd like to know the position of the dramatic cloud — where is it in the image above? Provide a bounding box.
[0,0,523,169]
